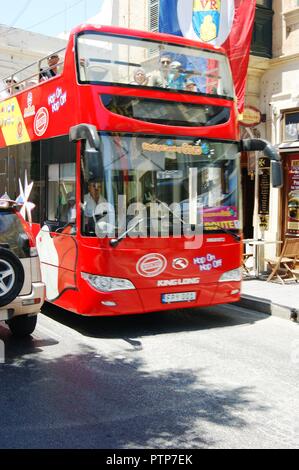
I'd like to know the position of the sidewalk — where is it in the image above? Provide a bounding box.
[237,279,299,321]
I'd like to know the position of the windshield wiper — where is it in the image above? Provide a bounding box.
[155,199,188,226]
[110,217,145,248]
[156,198,203,232]
[209,222,241,242]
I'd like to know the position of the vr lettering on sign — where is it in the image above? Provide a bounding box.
[197,0,219,9]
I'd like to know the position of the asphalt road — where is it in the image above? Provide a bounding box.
[0,302,299,449]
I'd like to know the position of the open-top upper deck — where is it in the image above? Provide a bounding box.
[0,24,238,148]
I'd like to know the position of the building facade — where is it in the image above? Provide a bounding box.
[0,25,67,87]
[261,0,299,243]
[246,0,299,262]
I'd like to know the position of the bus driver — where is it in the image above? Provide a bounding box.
[83,179,115,235]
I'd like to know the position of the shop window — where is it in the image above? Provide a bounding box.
[283,110,299,142]
[285,154,299,236]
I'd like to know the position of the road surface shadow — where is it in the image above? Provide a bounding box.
[0,344,269,449]
[41,301,268,340]
[0,323,59,362]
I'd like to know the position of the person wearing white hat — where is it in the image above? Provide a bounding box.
[167,61,187,91]
[185,79,197,92]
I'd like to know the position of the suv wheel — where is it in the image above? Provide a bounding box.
[0,248,25,307]
[7,315,37,338]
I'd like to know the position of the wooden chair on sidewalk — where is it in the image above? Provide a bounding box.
[242,253,253,276]
[266,238,299,283]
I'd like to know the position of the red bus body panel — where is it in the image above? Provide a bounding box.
[1,25,242,316]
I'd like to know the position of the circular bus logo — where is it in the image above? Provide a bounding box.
[34,107,49,136]
[136,253,167,278]
[172,258,189,270]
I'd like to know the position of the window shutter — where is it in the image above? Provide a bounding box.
[148,0,159,32]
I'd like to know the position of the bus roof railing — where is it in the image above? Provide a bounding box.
[0,47,66,97]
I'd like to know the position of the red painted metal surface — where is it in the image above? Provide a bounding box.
[2,25,242,316]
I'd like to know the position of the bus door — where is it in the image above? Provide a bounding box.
[36,148,78,302]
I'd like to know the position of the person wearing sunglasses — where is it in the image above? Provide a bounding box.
[4,77,20,95]
[39,54,60,81]
[148,54,172,88]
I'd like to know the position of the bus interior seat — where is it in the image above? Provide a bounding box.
[26,79,38,88]
[86,65,112,82]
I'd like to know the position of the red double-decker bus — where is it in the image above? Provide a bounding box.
[0,25,282,316]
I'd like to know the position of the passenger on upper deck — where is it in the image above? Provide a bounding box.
[148,54,171,88]
[167,61,187,91]
[185,79,198,92]
[40,54,60,81]
[5,77,20,95]
[131,68,148,86]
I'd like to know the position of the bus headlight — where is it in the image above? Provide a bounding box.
[81,273,136,292]
[219,268,242,282]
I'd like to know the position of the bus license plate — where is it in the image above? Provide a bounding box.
[161,292,196,304]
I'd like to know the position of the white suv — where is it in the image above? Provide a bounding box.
[0,199,45,337]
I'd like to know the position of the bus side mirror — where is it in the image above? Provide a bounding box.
[70,123,104,180]
[69,123,100,149]
[271,160,283,188]
[85,148,104,181]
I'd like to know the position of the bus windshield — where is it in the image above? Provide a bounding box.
[81,134,241,238]
[77,32,234,98]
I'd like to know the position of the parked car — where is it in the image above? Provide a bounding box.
[0,198,45,337]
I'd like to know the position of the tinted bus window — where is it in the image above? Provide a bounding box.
[77,32,234,99]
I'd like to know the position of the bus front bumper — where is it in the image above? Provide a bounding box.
[76,281,241,317]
